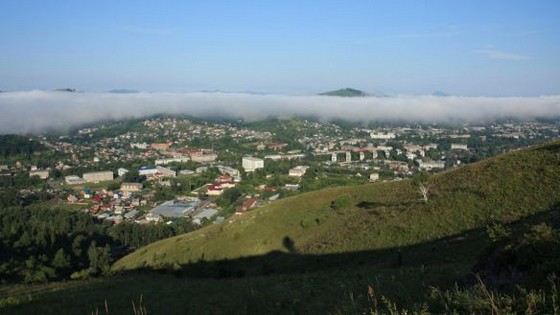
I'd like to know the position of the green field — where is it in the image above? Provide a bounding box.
[2,141,560,314]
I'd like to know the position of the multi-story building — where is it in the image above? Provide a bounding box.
[83,171,114,183]
[242,157,264,172]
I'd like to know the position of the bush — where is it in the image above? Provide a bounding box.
[331,195,351,210]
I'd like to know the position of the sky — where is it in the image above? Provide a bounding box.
[1,0,559,96]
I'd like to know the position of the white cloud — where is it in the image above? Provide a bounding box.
[0,91,559,134]
[475,49,531,61]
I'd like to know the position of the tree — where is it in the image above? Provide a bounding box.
[217,188,242,207]
[413,172,431,203]
[52,248,70,269]
[87,242,111,276]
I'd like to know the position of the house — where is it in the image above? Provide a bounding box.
[130,143,148,149]
[29,169,49,179]
[242,157,264,172]
[150,142,171,151]
[179,169,195,176]
[370,132,396,140]
[118,168,129,177]
[65,175,85,185]
[289,166,309,177]
[190,153,217,163]
[207,184,224,196]
[145,212,162,222]
[236,198,257,214]
[217,165,240,177]
[139,166,176,178]
[451,143,468,150]
[192,208,218,225]
[267,143,288,151]
[417,160,445,171]
[150,198,200,218]
[83,171,114,183]
[121,182,143,193]
[284,184,300,191]
[124,210,139,220]
[67,194,78,203]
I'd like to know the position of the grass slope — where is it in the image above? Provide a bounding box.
[113,141,560,271]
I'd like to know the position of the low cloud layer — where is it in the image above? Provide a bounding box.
[1,90,560,134]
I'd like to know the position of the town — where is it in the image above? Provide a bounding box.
[1,116,558,229]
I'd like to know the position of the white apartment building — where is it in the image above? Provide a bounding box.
[242,157,264,172]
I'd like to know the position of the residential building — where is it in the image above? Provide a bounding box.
[451,143,468,150]
[289,166,309,177]
[65,175,85,185]
[417,160,446,170]
[83,171,114,183]
[370,132,396,140]
[121,182,143,193]
[150,142,171,151]
[29,169,49,179]
[242,157,264,172]
[236,198,257,214]
[118,168,129,177]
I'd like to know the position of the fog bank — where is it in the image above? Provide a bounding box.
[1,90,559,134]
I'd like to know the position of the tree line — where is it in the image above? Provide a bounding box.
[0,205,197,284]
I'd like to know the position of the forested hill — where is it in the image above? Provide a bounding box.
[319,88,367,97]
[0,135,44,157]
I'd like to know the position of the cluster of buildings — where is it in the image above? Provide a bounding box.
[3,117,559,229]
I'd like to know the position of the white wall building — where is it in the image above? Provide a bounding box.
[289,166,309,177]
[118,168,129,177]
[370,132,396,140]
[30,169,49,179]
[242,157,264,172]
[451,143,468,150]
[83,171,114,183]
[65,175,85,185]
[417,160,446,171]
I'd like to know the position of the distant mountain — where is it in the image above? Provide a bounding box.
[432,90,450,97]
[54,88,78,93]
[319,88,367,97]
[109,89,140,94]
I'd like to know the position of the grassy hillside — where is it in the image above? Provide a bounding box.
[114,141,560,271]
[3,141,560,314]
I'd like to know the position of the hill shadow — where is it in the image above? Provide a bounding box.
[118,209,558,281]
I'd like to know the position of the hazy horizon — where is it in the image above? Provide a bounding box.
[1,90,560,134]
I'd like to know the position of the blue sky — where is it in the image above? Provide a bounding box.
[1,0,559,96]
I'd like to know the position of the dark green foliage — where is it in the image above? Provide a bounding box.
[0,135,44,157]
[108,219,197,249]
[331,195,351,210]
[216,188,242,208]
[476,220,560,285]
[0,206,112,283]
[0,206,198,284]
